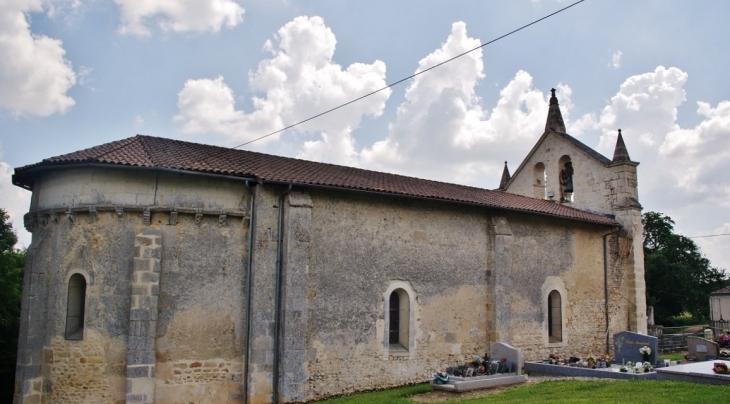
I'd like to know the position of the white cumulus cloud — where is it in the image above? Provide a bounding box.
[175,16,391,166]
[115,0,245,37]
[589,66,730,208]
[658,100,730,199]
[0,0,77,117]
[596,66,687,153]
[360,22,576,186]
[0,160,32,249]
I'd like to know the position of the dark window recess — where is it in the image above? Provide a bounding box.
[389,292,399,344]
[65,274,87,340]
[548,290,562,343]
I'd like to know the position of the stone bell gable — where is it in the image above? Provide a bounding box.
[501,89,640,217]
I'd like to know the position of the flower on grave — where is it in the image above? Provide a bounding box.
[586,353,597,367]
[547,352,560,364]
[712,362,729,375]
[639,346,651,356]
[500,358,507,363]
[433,369,449,384]
[619,365,628,373]
[643,361,653,371]
[716,332,730,349]
[597,354,611,363]
[719,348,730,358]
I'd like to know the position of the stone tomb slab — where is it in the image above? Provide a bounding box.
[613,331,658,364]
[430,374,527,392]
[431,342,526,393]
[687,336,719,361]
[524,362,657,380]
[656,360,730,385]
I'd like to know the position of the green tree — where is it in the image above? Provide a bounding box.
[643,212,727,323]
[0,209,24,403]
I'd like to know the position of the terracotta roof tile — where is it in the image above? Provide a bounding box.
[14,135,618,226]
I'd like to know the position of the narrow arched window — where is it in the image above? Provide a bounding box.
[65,274,87,340]
[389,292,400,344]
[388,289,410,351]
[548,290,562,343]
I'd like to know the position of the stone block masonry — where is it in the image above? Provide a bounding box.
[126,228,162,404]
[13,228,52,404]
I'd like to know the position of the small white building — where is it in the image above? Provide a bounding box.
[710,286,730,332]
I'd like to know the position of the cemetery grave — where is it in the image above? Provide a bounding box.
[430,342,527,392]
[524,331,667,380]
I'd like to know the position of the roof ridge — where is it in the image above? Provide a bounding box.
[136,135,159,167]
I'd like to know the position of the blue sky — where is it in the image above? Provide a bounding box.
[1,0,729,271]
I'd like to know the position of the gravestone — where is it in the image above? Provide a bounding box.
[490,342,522,373]
[687,336,719,361]
[613,331,658,364]
[431,342,527,392]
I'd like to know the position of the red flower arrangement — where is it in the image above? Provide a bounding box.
[712,362,729,375]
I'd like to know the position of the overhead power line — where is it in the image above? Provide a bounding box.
[689,233,730,239]
[231,0,586,149]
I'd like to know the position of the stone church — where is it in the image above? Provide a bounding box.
[12,90,646,404]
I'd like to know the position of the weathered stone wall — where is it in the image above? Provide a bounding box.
[15,165,642,404]
[47,332,116,403]
[153,212,248,404]
[244,186,282,404]
[305,190,490,400]
[15,167,252,404]
[32,168,247,213]
[15,211,136,404]
[302,190,620,401]
[498,214,610,361]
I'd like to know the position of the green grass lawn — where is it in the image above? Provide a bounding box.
[315,380,729,403]
[315,384,431,404]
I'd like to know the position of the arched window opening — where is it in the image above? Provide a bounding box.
[388,289,410,351]
[558,155,573,203]
[65,273,87,340]
[389,292,399,344]
[548,290,562,343]
[533,162,546,199]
